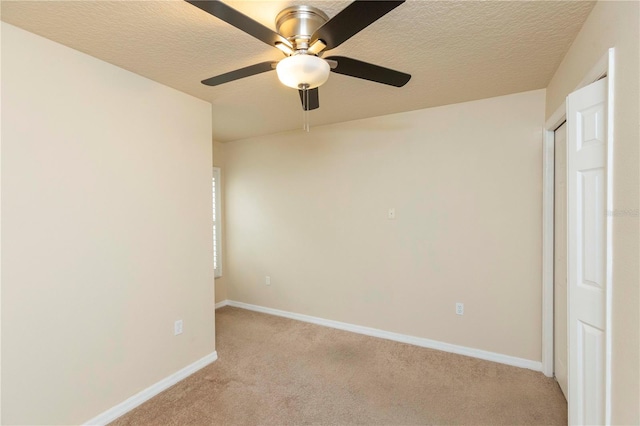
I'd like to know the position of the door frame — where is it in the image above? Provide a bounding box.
[541,48,615,422]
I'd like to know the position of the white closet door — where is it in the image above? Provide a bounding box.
[567,77,607,426]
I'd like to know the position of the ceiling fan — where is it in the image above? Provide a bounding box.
[185,0,411,112]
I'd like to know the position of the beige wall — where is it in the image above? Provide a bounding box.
[223,89,545,362]
[213,141,228,303]
[546,1,639,423]
[1,23,215,424]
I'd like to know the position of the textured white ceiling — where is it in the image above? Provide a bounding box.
[1,0,595,142]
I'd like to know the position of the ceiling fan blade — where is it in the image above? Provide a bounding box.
[311,1,404,51]
[326,56,411,87]
[298,88,320,111]
[185,1,290,48]
[201,62,277,86]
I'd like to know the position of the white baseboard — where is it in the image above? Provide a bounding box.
[84,351,218,425]
[226,300,542,372]
[215,300,228,310]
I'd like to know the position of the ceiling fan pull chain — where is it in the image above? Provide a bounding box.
[300,83,310,132]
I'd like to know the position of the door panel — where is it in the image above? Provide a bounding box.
[567,77,607,426]
[577,320,605,423]
[579,168,605,288]
[554,122,568,399]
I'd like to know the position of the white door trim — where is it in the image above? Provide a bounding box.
[542,116,560,378]
[541,49,613,403]
[603,48,615,425]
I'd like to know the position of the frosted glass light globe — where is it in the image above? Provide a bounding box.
[276,55,330,89]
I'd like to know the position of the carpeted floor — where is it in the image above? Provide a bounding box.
[111,306,567,425]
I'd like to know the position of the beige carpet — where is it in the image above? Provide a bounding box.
[111,306,567,425]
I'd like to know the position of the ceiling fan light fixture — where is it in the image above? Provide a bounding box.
[276,54,330,89]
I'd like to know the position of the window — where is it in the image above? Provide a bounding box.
[213,167,222,278]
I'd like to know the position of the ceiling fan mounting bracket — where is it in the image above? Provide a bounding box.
[275,6,329,52]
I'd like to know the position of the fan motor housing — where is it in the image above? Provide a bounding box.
[276,6,329,50]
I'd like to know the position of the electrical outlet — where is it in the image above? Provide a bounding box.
[455,303,464,316]
[174,320,183,335]
[265,276,271,286]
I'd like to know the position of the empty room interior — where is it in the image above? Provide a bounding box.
[1,0,638,425]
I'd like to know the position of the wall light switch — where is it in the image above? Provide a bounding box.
[388,208,396,220]
[265,276,271,286]
[174,320,183,335]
